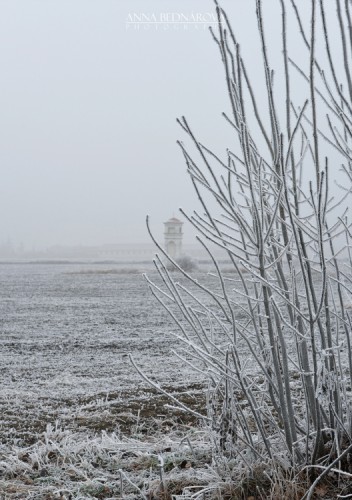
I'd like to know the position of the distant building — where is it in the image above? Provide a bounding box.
[164,217,183,259]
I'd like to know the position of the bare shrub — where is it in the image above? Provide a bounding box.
[139,1,352,498]
[166,255,198,273]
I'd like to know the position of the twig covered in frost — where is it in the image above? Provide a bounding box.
[118,469,147,500]
[129,354,209,422]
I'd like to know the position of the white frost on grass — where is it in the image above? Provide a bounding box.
[0,421,215,499]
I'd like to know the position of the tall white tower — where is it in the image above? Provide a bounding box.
[164,217,183,259]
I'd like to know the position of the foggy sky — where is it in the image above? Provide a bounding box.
[0,0,339,250]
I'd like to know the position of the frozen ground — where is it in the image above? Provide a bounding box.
[0,262,347,499]
[0,262,208,445]
[0,262,225,499]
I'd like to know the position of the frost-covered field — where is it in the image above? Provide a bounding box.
[0,262,213,499]
[0,262,345,499]
[0,263,208,439]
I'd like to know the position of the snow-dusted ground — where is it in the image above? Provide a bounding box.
[0,262,347,498]
[0,262,206,445]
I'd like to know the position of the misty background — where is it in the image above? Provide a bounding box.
[0,0,340,256]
